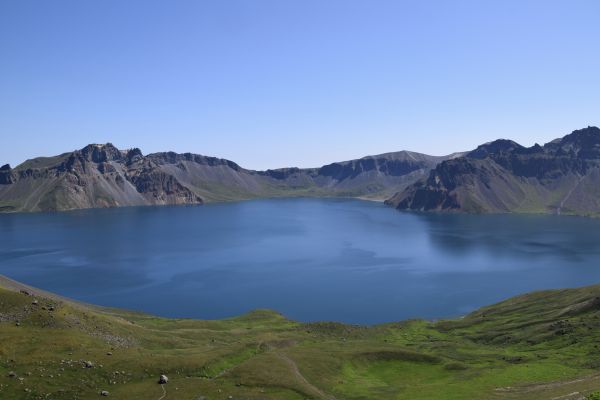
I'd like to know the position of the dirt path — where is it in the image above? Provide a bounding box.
[493,372,600,399]
[192,348,337,399]
[157,384,166,400]
[275,352,338,400]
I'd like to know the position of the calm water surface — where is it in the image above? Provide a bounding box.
[1,198,600,324]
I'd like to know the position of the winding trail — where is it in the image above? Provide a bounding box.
[177,341,335,399]
[493,372,600,399]
[275,352,338,400]
[157,384,166,400]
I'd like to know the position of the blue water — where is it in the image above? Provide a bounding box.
[1,198,600,324]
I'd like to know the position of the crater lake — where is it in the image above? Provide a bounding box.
[2,198,600,324]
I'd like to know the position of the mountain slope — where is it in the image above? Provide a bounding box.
[386,126,600,216]
[0,144,457,212]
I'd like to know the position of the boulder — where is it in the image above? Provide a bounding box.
[158,374,168,384]
[100,390,110,396]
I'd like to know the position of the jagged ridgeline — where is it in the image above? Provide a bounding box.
[386,126,600,216]
[4,126,600,215]
[0,143,457,212]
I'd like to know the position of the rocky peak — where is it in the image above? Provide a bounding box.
[125,148,144,165]
[467,139,524,159]
[0,164,16,184]
[552,126,600,159]
[79,143,123,163]
[560,126,600,144]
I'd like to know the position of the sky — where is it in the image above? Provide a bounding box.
[1,0,599,170]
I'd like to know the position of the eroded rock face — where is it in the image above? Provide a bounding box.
[97,162,117,174]
[0,143,205,212]
[125,148,143,165]
[385,157,481,211]
[80,143,123,163]
[0,164,15,184]
[128,168,203,205]
[58,144,124,175]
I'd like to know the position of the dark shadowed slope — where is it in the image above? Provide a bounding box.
[386,126,600,216]
[0,144,458,212]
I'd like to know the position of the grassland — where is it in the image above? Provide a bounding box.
[2,275,600,399]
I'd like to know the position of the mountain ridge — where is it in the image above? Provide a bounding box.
[386,126,600,216]
[0,144,457,212]
[5,126,600,215]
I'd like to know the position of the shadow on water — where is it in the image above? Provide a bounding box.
[411,211,600,262]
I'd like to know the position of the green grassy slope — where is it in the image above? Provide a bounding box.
[2,276,600,399]
[13,154,71,171]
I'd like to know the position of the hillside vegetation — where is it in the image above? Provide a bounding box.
[2,275,600,399]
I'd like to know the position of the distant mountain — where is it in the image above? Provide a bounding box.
[0,144,458,212]
[386,126,600,216]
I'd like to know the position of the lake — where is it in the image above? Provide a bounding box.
[1,198,600,324]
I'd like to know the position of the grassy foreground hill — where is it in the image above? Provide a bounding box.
[2,276,600,399]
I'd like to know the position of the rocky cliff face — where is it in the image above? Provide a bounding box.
[0,164,16,185]
[386,127,600,216]
[0,145,455,212]
[0,144,204,212]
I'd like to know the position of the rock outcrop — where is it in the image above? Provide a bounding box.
[0,164,16,185]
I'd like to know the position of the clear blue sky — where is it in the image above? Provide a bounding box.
[1,1,599,169]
